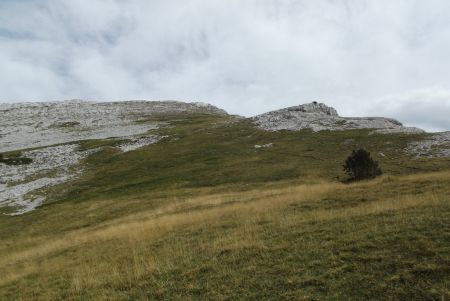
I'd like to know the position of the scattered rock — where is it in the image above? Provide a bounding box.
[407,132,450,157]
[0,144,98,215]
[254,143,273,149]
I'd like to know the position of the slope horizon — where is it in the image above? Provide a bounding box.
[1,98,447,132]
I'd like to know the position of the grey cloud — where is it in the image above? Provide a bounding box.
[1,0,450,130]
[364,88,450,132]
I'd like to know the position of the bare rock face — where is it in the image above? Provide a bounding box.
[253,102,424,134]
[287,102,338,116]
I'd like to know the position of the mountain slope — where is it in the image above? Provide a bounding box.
[0,100,449,300]
[2,100,447,216]
[0,101,227,215]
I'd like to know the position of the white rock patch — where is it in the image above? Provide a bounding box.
[0,144,97,215]
[407,132,450,157]
[254,143,273,149]
[9,197,45,216]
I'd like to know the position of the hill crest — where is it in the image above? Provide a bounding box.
[252,101,424,134]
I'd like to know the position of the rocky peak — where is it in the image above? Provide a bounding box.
[287,102,338,116]
[252,102,425,134]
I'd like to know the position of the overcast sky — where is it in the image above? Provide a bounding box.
[1,0,450,131]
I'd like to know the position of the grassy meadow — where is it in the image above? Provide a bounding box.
[0,113,449,300]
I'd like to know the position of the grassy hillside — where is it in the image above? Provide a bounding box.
[0,114,449,300]
[53,114,450,202]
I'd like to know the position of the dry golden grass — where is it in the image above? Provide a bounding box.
[1,171,448,296]
[0,182,335,272]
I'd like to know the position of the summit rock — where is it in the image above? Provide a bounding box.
[286,101,338,116]
[252,102,424,134]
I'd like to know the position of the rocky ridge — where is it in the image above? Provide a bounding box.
[0,100,226,153]
[252,102,424,134]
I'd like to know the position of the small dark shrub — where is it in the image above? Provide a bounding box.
[343,149,382,181]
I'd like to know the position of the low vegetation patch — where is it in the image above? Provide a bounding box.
[49,121,81,129]
[0,153,32,165]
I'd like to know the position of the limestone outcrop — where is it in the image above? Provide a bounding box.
[252,102,424,134]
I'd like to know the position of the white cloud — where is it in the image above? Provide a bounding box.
[1,0,450,130]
